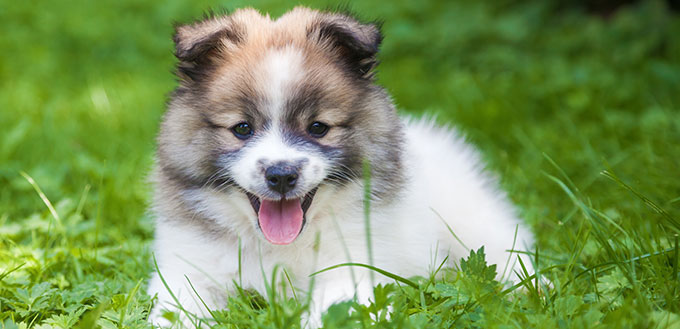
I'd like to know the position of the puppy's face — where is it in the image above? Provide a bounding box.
[157,8,404,244]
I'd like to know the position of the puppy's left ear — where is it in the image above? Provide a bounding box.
[308,13,382,79]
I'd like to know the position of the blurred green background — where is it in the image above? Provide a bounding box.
[1,0,679,327]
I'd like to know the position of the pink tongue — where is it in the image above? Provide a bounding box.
[258,198,303,245]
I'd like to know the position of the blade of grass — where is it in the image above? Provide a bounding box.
[19,171,61,225]
[282,268,298,302]
[501,225,519,281]
[543,153,580,194]
[75,184,91,218]
[117,279,143,328]
[431,207,469,252]
[185,275,217,323]
[238,237,243,288]
[310,262,418,288]
[601,170,680,231]
[151,254,199,328]
[362,159,375,287]
[0,263,25,282]
[329,208,358,293]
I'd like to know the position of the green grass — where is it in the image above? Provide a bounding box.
[1,0,679,327]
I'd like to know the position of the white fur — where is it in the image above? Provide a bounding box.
[148,117,534,328]
[255,47,305,119]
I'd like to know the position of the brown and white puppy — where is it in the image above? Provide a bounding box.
[148,7,534,327]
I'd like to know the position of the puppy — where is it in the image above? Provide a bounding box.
[147,7,534,327]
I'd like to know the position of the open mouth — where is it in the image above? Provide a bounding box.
[246,188,318,245]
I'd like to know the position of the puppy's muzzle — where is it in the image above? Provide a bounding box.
[265,162,299,195]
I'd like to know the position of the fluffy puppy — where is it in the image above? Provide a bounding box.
[147,7,534,327]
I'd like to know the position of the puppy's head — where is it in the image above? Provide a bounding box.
[157,7,404,244]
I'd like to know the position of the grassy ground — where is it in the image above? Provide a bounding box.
[1,0,679,327]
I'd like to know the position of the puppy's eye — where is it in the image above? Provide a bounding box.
[231,122,253,139]
[307,122,329,138]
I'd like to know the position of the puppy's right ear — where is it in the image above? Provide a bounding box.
[308,12,382,80]
[173,16,243,81]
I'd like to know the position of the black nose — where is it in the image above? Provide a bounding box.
[265,164,299,195]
